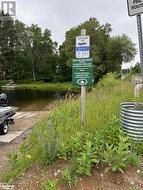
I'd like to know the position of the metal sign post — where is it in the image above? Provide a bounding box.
[81,29,86,129]
[127,0,143,83]
[136,14,143,83]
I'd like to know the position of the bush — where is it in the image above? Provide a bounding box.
[97,72,120,89]
[5,73,141,185]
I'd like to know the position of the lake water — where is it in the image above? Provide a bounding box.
[1,89,67,111]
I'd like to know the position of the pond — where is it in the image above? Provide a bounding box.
[0,89,67,111]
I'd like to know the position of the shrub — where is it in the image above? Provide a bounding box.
[97,72,120,89]
[4,74,139,185]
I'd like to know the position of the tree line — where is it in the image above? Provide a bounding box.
[0,13,137,83]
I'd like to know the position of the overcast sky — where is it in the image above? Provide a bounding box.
[13,0,143,66]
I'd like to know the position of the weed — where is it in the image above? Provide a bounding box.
[42,179,58,190]
[103,136,130,172]
[4,157,32,183]
[7,151,18,169]
[4,73,139,183]
[97,72,120,90]
[130,142,143,156]
[18,82,79,92]
[128,186,139,190]
[61,166,79,187]
[128,153,141,167]
[75,140,99,176]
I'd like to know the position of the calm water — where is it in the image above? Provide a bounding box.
[1,89,67,111]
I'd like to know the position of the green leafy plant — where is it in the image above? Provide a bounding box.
[103,136,130,172]
[4,77,138,183]
[130,142,143,156]
[75,140,99,176]
[61,166,79,187]
[7,151,18,169]
[4,158,32,183]
[97,72,120,90]
[128,153,141,167]
[42,179,58,190]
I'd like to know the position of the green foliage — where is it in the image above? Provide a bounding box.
[21,119,60,165]
[42,179,58,190]
[0,80,9,86]
[103,136,130,172]
[61,166,79,187]
[0,13,136,83]
[18,82,79,92]
[4,75,140,185]
[75,140,99,176]
[60,17,136,82]
[97,72,120,89]
[4,156,32,183]
[128,153,141,167]
[131,63,141,74]
[0,13,64,82]
[128,187,139,190]
[106,35,136,72]
[7,151,18,169]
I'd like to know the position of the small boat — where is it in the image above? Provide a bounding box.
[0,93,18,135]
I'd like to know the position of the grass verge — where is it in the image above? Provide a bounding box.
[0,80,9,87]
[4,73,143,186]
[17,82,80,92]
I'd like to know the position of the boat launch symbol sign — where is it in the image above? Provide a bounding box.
[76,35,90,58]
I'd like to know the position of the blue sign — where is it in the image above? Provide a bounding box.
[76,46,90,51]
[76,35,90,58]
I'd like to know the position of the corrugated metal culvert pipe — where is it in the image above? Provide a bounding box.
[120,102,143,141]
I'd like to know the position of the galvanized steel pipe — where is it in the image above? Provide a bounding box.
[120,102,143,141]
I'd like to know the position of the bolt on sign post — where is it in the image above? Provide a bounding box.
[72,29,93,129]
[127,0,143,83]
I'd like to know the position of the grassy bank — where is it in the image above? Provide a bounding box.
[4,73,143,188]
[0,80,9,87]
[17,82,80,92]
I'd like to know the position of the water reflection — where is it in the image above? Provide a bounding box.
[0,89,67,111]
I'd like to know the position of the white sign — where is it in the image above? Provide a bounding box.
[127,0,143,16]
[76,35,90,58]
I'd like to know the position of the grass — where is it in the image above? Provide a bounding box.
[0,80,9,86]
[17,82,80,92]
[4,73,143,185]
[42,179,58,190]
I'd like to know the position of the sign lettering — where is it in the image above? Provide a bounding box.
[127,0,143,16]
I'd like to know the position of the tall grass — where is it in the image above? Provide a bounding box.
[0,80,9,86]
[17,82,80,92]
[4,73,141,183]
[86,80,134,131]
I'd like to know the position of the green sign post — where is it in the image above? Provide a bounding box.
[72,58,93,86]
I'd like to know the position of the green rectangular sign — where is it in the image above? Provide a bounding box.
[72,58,93,86]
